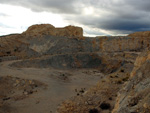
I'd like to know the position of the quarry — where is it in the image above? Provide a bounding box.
[0,24,150,113]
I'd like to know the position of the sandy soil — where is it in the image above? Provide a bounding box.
[0,60,104,113]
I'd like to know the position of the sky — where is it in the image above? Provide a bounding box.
[0,0,150,36]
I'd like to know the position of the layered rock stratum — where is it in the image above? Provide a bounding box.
[1,24,150,70]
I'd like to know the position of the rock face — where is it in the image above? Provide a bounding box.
[11,52,136,73]
[112,50,150,113]
[23,24,83,37]
[128,31,150,37]
[0,34,38,59]
[131,49,150,77]
[0,24,83,59]
[0,24,150,70]
[0,24,150,58]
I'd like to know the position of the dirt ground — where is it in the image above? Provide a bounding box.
[0,60,104,113]
[57,63,133,113]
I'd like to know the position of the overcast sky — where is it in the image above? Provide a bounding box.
[0,0,150,36]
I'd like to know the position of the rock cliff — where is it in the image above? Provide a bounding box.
[112,50,150,113]
[0,24,149,60]
[0,24,149,71]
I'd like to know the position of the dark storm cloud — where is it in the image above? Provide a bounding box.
[71,0,150,34]
[0,0,81,13]
[124,0,150,12]
[0,0,150,35]
[76,14,150,32]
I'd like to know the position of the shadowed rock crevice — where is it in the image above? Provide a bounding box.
[100,102,111,110]
[89,108,99,113]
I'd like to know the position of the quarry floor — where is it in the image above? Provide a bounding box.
[0,60,104,113]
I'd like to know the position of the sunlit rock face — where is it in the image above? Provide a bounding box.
[22,24,83,37]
